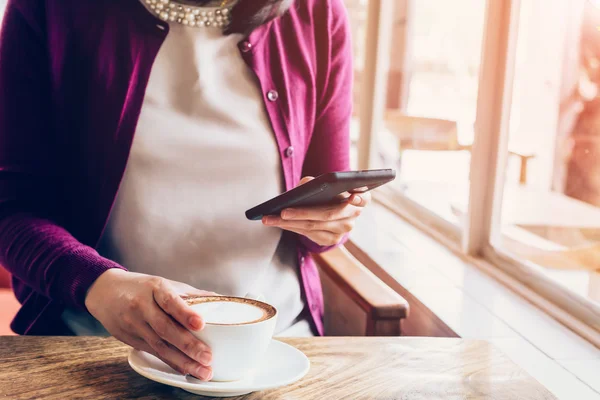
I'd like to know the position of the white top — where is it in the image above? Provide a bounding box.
[62,4,312,337]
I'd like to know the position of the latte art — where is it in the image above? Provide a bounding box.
[186,296,276,325]
[191,301,266,325]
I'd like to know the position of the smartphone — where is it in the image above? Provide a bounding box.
[245,169,396,220]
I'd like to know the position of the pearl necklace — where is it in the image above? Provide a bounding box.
[144,0,232,28]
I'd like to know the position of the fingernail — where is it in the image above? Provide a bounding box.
[188,315,202,331]
[283,209,295,219]
[198,367,213,381]
[199,351,212,366]
[353,196,362,205]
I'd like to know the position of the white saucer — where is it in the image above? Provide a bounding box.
[128,339,310,397]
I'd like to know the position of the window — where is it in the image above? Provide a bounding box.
[347,0,488,232]
[349,0,600,339]
[492,0,600,307]
[385,0,486,229]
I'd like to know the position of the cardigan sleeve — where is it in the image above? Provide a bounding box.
[0,2,125,311]
[299,0,353,254]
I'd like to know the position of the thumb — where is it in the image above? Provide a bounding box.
[298,176,315,186]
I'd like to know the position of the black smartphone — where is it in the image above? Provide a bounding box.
[245,169,396,220]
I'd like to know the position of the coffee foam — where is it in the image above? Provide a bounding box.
[186,296,276,325]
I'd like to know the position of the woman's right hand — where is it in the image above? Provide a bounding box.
[85,269,214,381]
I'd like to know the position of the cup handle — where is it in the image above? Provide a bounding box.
[244,292,265,302]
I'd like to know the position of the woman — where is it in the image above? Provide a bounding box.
[0,0,366,381]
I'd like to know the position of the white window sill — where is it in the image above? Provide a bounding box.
[351,202,600,400]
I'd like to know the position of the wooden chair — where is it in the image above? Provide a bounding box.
[384,110,536,185]
[314,246,409,336]
[384,112,462,152]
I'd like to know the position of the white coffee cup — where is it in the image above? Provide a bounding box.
[184,295,278,382]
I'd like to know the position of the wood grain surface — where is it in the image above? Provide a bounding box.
[0,336,556,400]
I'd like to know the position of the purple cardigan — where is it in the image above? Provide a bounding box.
[0,0,352,336]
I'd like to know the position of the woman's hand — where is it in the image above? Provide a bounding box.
[262,176,371,246]
[85,269,215,380]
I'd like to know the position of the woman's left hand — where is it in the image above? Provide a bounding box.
[262,176,371,246]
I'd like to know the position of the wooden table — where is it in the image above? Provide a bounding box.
[395,180,600,272]
[0,336,556,399]
[381,112,536,184]
[447,183,600,272]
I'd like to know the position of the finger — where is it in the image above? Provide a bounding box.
[152,280,204,331]
[272,202,362,222]
[128,335,177,367]
[297,176,314,186]
[144,305,212,366]
[131,337,211,381]
[350,192,371,208]
[266,217,356,234]
[335,191,352,201]
[137,321,213,381]
[119,330,208,379]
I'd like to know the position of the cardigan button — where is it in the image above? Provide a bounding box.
[267,90,279,102]
[285,146,295,158]
[240,41,252,52]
